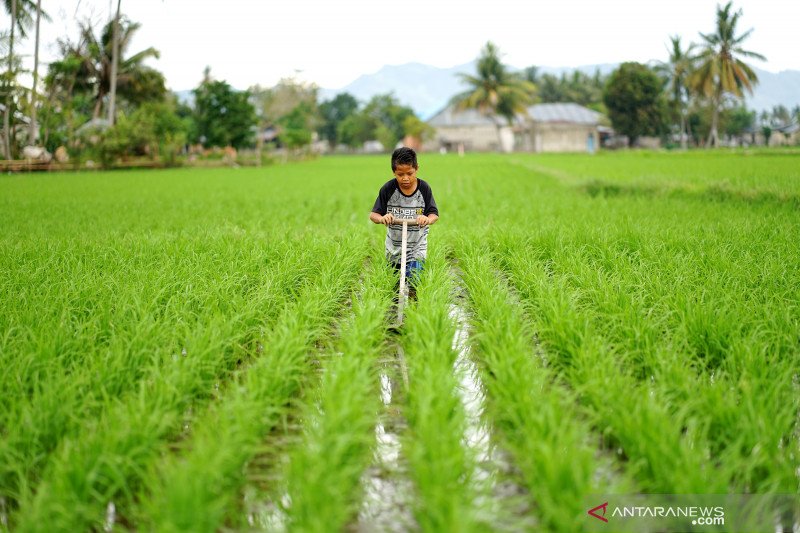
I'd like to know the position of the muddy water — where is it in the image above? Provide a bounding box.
[449,302,534,530]
[241,421,303,530]
[354,348,417,532]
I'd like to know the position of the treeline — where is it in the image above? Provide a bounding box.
[0,10,430,166]
[452,1,798,149]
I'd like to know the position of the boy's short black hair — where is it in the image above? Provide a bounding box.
[391,147,418,171]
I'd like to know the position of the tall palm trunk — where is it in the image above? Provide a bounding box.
[707,93,720,147]
[107,0,121,124]
[680,96,689,149]
[28,0,41,145]
[3,0,16,159]
[680,112,687,149]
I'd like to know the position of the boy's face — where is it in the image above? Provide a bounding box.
[393,164,418,190]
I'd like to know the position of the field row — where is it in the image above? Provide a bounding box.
[3,250,798,530]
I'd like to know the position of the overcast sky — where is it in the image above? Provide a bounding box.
[11,0,800,91]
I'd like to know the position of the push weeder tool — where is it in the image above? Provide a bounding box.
[392,218,419,329]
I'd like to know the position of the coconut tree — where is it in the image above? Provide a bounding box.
[691,1,765,147]
[656,36,695,149]
[107,0,121,124]
[66,15,164,120]
[3,0,47,154]
[451,41,535,152]
[28,0,42,144]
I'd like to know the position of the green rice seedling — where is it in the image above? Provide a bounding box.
[498,237,732,494]
[279,259,394,531]
[2,151,799,527]
[11,238,355,532]
[456,241,633,531]
[400,249,483,532]
[0,238,315,514]
[133,238,366,532]
[494,206,799,496]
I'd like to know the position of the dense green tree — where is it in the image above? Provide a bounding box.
[336,93,415,151]
[402,115,435,143]
[337,111,373,148]
[452,42,534,151]
[250,76,318,150]
[691,1,765,147]
[318,92,358,147]
[279,101,315,149]
[603,62,667,147]
[94,100,186,166]
[723,105,755,138]
[193,75,256,148]
[656,36,696,148]
[362,93,414,147]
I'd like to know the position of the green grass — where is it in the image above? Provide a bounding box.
[1,149,799,531]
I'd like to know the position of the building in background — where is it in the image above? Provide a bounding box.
[426,102,605,153]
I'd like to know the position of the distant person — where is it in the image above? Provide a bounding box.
[369,147,439,293]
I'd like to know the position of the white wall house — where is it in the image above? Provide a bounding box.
[426,102,605,153]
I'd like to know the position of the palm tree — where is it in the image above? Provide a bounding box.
[107,0,121,124]
[656,36,695,149]
[691,1,765,147]
[2,0,44,156]
[28,0,42,144]
[65,16,163,120]
[451,42,535,152]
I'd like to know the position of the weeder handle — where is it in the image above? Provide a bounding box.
[389,218,420,226]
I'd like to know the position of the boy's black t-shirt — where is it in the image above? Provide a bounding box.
[372,178,438,264]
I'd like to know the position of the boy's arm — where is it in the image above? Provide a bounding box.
[417,180,439,227]
[370,211,395,225]
[370,181,396,225]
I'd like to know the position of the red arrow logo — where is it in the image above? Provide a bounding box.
[588,502,609,523]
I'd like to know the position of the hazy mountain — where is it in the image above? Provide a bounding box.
[745,68,800,113]
[318,62,799,119]
[318,62,476,120]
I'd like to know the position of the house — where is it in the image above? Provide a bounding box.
[426,102,605,153]
[772,122,800,146]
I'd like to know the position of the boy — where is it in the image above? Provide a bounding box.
[369,147,439,286]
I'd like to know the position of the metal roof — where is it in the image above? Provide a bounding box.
[428,102,604,127]
[528,103,603,124]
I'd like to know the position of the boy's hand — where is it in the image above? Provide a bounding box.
[417,214,438,227]
[380,213,395,226]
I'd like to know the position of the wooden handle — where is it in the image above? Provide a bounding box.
[389,218,420,226]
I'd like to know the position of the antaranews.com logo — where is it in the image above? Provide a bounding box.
[582,494,799,532]
[587,501,724,527]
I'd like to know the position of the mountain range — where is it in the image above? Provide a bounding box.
[318,62,800,120]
